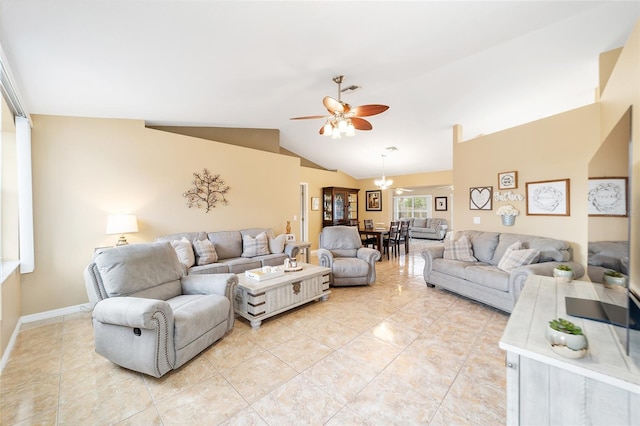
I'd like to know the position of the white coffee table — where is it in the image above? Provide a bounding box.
[234,263,331,329]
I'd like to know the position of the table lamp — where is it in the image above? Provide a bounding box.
[106,214,138,246]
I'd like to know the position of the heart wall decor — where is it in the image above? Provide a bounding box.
[469,186,493,210]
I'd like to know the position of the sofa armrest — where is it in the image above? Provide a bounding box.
[435,223,448,239]
[421,245,444,284]
[357,247,381,264]
[316,248,334,268]
[509,261,585,302]
[182,273,238,302]
[93,297,174,329]
[284,243,300,259]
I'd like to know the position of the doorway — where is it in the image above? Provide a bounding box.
[299,183,308,242]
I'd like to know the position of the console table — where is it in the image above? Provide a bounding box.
[499,275,640,425]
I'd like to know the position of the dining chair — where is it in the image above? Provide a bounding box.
[396,221,410,254]
[383,221,400,259]
[361,219,377,248]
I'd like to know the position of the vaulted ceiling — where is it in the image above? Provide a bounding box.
[1,1,638,179]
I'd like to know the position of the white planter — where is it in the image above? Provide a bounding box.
[553,268,573,283]
[545,325,588,358]
[603,274,626,289]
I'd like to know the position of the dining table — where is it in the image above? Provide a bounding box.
[358,227,388,260]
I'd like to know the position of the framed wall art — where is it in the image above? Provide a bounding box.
[435,196,448,211]
[526,178,570,216]
[588,177,627,217]
[311,197,320,211]
[469,186,493,210]
[366,190,382,211]
[498,171,518,190]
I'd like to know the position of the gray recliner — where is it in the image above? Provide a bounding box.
[317,226,381,286]
[84,242,237,378]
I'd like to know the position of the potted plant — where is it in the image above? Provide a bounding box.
[553,264,574,283]
[496,204,520,226]
[545,318,588,358]
[603,270,626,288]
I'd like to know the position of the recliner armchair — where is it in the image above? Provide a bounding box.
[317,225,381,286]
[84,242,237,378]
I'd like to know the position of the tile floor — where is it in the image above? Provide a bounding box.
[0,240,508,425]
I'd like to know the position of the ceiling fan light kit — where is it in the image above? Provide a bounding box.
[290,75,389,139]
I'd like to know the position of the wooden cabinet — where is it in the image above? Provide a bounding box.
[322,187,359,227]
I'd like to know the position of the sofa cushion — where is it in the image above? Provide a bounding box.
[208,231,243,260]
[169,294,230,350]
[413,218,427,228]
[460,231,500,264]
[432,258,477,279]
[332,258,369,278]
[268,234,286,254]
[465,265,510,292]
[443,235,476,262]
[188,263,230,274]
[242,232,270,257]
[192,239,219,265]
[170,237,195,269]
[498,242,540,272]
[528,237,571,262]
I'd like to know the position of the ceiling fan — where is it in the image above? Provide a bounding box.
[290,75,389,139]
[393,188,415,195]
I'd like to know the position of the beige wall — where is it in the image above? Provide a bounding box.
[22,115,305,315]
[453,104,601,263]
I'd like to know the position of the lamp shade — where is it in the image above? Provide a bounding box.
[106,214,138,235]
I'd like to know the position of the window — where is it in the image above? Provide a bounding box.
[393,195,432,220]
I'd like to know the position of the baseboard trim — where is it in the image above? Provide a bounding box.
[0,303,90,373]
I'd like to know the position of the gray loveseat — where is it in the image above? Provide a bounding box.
[410,218,448,240]
[422,230,584,312]
[156,228,300,275]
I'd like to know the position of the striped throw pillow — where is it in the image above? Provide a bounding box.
[192,239,218,265]
[443,235,477,262]
[498,242,540,272]
[242,232,270,258]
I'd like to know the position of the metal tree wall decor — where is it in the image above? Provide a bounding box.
[183,168,230,213]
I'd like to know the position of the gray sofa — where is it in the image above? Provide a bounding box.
[409,218,448,240]
[84,242,237,377]
[156,228,300,275]
[422,230,584,312]
[587,241,629,284]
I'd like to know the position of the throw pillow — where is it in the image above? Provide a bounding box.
[170,237,195,269]
[192,239,219,265]
[242,232,270,258]
[268,233,286,254]
[498,242,540,272]
[443,235,477,262]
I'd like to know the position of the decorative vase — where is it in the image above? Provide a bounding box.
[603,274,626,289]
[501,215,516,226]
[553,268,573,283]
[545,324,588,358]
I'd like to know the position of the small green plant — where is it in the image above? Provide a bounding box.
[549,318,583,335]
[604,270,624,278]
[555,264,572,271]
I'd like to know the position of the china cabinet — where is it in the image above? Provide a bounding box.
[322,187,359,227]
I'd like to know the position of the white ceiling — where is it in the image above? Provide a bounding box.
[1,1,638,179]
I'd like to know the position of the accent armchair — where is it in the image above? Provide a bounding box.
[84,242,237,378]
[317,225,381,286]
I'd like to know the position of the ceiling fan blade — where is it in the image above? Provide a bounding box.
[290,115,329,120]
[323,96,344,114]
[350,117,373,130]
[348,104,389,117]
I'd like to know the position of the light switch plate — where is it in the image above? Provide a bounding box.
[473,217,481,224]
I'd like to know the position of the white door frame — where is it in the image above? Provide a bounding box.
[299,183,308,242]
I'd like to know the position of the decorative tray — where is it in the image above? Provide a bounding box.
[245,267,285,281]
[284,266,303,272]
